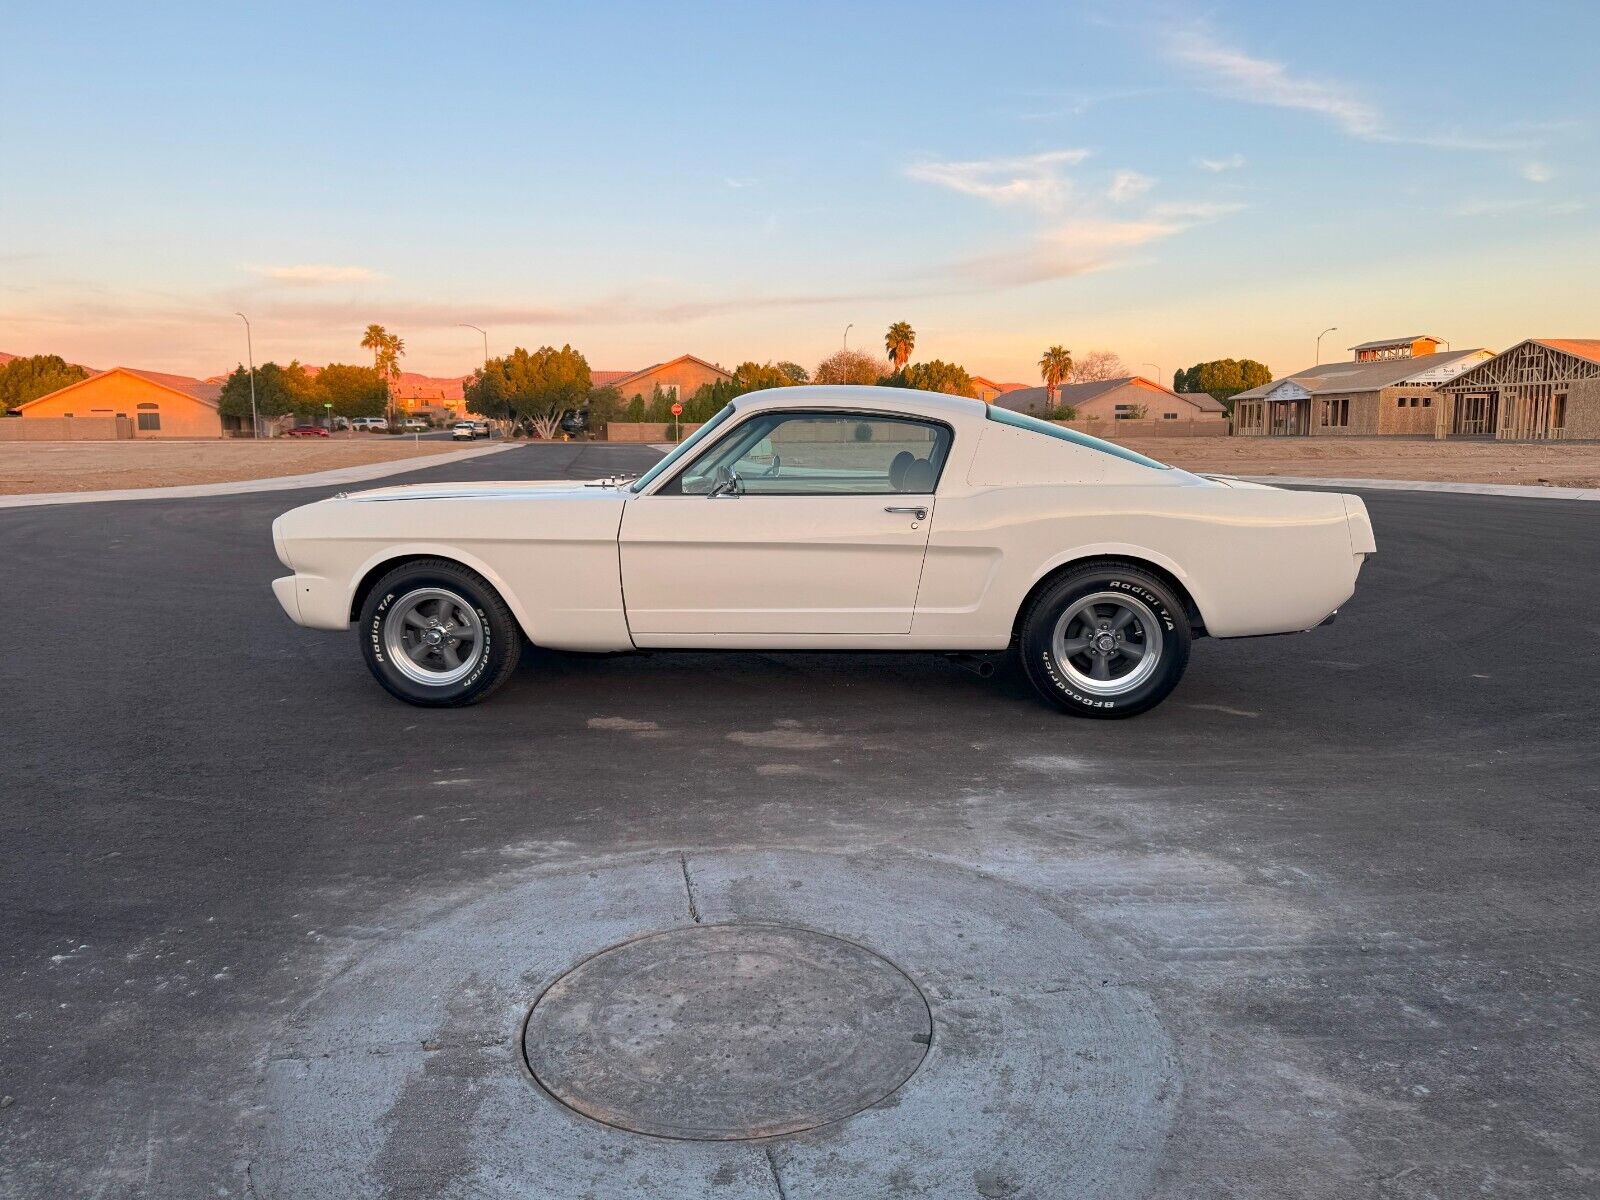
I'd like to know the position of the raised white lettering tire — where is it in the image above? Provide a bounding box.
[359,559,522,707]
[1018,562,1190,718]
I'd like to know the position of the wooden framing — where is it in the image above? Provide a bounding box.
[1436,341,1600,441]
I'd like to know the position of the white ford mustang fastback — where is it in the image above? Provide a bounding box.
[271,386,1375,717]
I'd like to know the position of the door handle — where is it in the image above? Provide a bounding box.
[884,505,928,520]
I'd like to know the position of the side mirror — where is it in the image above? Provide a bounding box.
[708,465,741,498]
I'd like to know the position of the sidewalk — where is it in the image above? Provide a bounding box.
[0,442,515,508]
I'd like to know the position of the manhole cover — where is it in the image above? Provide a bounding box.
[522,923,931,1140]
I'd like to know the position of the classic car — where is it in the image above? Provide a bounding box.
[270,386,1375,717]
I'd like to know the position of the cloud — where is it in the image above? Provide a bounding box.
[954,201,1244,287]
[1162,27,1381,138]
[1451,197,1583,219]
[723,176,758,189]
[1197,153,1245,173]
[1521,161,1553,183]
[904,149,1091,211]
[1108,169,1154,203]
[908,144,1241,287]
[247,264,385,286]
[1162,25,1527,153]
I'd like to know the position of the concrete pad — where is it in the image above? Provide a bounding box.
[253,850,1176,1198]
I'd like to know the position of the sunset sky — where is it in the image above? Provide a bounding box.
[4,0,1596,384]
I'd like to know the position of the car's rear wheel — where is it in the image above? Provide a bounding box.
[358,559,522,707]
[1018,562,1191,718]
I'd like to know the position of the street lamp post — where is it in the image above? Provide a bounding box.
[459,324,489,428]
[1316,326,1338,365]
[841,323,853,384]
[234,312,258,438]
[1142,361,1161,387]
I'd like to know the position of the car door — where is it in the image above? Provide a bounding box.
[619,410,952,636]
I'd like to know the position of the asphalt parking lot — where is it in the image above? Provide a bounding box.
[2,443,1596,1199]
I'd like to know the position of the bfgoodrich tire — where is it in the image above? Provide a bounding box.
[1018,562,1191,719]
[358,559,522,707]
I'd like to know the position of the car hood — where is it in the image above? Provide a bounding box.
[342,479,623,503]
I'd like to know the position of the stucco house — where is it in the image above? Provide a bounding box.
[19,366,224,437]
[606,355,733,403]
[996,376,1225,422]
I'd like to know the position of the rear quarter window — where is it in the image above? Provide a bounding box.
[985,406,1170,470]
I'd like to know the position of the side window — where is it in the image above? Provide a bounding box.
[137,402,161,432]
[670,412,952,496]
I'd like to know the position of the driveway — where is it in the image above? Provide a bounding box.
[1,443,1594,1198]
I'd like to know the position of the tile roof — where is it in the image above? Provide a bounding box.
[118,367,223,404]
[605,354,733,393]
[1234,349,1491,401]
[590,370,635,389]
[997,375,1219,412]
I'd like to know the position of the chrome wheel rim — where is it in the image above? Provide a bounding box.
[1050,591,1163,696]
[382,588,485,686]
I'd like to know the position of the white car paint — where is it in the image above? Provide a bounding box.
[271,386,1374,652]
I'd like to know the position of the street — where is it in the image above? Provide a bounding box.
[1,443,1595,1198]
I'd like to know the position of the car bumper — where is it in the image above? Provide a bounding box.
[272,574,302,623]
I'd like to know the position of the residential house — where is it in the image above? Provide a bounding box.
[606,355,733,404]
[1232,336,1491,436]
[997,376,1225,422]
[1436,338,1600,440]
[19,366,223,437]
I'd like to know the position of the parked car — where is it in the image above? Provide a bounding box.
[560,409,587,436]
[470,419,491,437]
[451,421,480,441]
[271,386,1375,715]
[285,425,330,438]
[399,418,428,432]
[351,417,389,432]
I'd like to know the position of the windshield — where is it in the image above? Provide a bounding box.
[984,406,1170,470]
[628,404,737,492]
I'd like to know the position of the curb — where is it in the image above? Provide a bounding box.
[0,442,516,509]
[1232,474,1600,501]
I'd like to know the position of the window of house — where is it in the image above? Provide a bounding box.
[665,411,953,496]
[1422,397,1432,408]
[1554,394,1567,429]
[1321,398,1349,427]
[1162,412,1178,420]
[136,403,161,432]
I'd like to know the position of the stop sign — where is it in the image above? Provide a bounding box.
[670,402,683,416]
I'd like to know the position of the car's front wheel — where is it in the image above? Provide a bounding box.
[1018,562,1191,718]
[358,559,522,707]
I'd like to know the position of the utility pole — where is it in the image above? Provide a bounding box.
[234,312,258,437]
[1316,326,1338,365]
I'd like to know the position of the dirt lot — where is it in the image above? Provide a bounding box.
[1120,436,1600,487]
[0,438,469,494]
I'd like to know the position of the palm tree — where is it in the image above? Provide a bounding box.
[361,325,406,423]
[1039,345,1073,408]
[885,322,915,374]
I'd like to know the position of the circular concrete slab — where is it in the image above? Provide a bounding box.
[255,850,1177,1198]
[523,924,930,1140]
